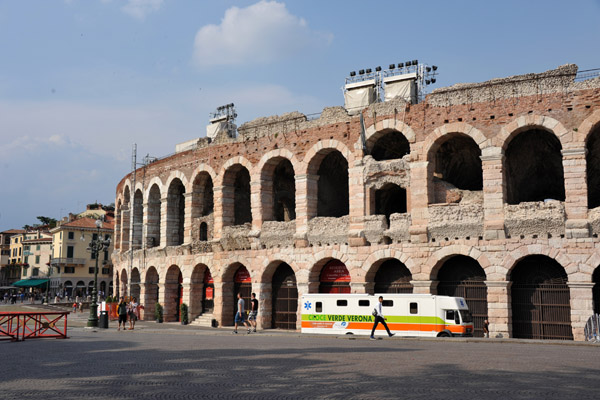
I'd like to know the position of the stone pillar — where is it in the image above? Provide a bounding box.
[183,193,193,244]
[189,282,204,320]
[213,186,224,239]
[160,196,168,247]
[481,148,506,240]
[140,282,157,321]
[251,180,263,232]
[181,282,191,311]
[296,282,310,331]
[216,281,234,327]
[157,282,166,320]
[408,161,429,243]
[350,282,367,294]
[410,280,436,294]
[562,147,590,238]
[294,174,318,247]
[348,161,368,247]
[256,282,271,330]
[568,282,595,341]
[485,281,511,339]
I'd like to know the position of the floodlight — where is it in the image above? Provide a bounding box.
[426,67,431,72]
[359,69,365,75]
[412,59,418,65]
[350,71,356,76]
[398,62,404,68]
[431,78,436,83]
[389,64,395,69]
[405,61,411,66]
[432,65,438,71]
[375,66,381,72]
[366,68,372,73]
[426,80,431,85]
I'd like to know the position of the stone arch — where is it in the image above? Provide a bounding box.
[164,171,190,194]
[163,265,183,322]
[130,267,141,301]
[166,178,186,246]
[216,156,254,186]
[583,114,600,209]
[146,184,161,248]
[496,114,571,151]
[144,176,165,199]
[267,261,298,330]
[362,249,418,283]
[309,149,349,218]
[142,266,159,320]
[120,268,128,296]
[302,139,353,175]
[131,189,143,250]
[502,244,574,281]
[423,122,488,161]
[426,245,492,281]
[364,119,417,144]
[221,162,252,226]
[221,261,253,326]
[189,263,211,319]
[191,166,216,218]
[367,129,411,161]
[260,154,297,222]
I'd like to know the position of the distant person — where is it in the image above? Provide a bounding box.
[72,302,78,313]
[483,319,490,338]
[370,296,395,340]
[248,292,258,333]
[232,292,250,334]
[117,296,128,331]
[128,297,138,330]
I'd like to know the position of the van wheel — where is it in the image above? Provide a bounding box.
[437,331,451,338]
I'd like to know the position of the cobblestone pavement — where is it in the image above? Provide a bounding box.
[2,323,600,400]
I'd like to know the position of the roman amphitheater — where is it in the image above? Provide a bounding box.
[112,64,600,340]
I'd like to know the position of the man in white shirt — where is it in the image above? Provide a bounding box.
[370,296,395,340]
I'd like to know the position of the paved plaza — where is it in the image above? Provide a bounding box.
[1,313,600,399]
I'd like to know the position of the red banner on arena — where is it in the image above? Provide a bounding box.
[320,261,350,283]
[234,267,251,283]
[205,287,214,300]
[204,269,214,284]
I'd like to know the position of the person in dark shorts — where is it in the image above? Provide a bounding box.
[117,296,128,331]
[248,292,258,332]
[483,319,490,338]
[233,292,250,334]
[370,296,395,340]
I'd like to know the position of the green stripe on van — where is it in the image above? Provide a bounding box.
[302,314,445,324]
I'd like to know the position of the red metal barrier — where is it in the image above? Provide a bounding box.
[0,312,69,342]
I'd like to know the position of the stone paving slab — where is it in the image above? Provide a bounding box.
[1,325,599,399]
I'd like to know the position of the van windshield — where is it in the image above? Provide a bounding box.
[459,310,473,323]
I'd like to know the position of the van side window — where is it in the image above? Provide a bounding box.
[337,300,348,307]
[446,310,455,320]
[382,300,393,307]
[358,300,370,307]
[316,302,322,313]
[410,302,418,314]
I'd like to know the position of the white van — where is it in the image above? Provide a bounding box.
[301,293,474,337]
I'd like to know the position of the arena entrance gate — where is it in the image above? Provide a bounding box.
[319,260,350,293]
[374,259,413,294]
[510,255,573,340]
[436,255,487,337]
[203,268,214,313]
[233,266,251,319]
[272,263,298,330]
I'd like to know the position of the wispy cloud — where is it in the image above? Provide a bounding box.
[121,0,164,20]
[193,0,332,67]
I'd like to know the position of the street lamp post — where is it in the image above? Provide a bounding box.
[87,219,111,328]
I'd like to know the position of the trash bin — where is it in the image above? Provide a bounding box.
[99,311,109,329]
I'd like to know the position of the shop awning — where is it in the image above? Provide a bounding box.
[12,279,49,288]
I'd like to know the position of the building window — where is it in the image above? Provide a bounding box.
[65,267,75,273]
[23,267,28,276]
[91,251,96,260]
[35,255,40,264]
[89,267,95,274]
[24,256,29,264]
[36,245,40,250]
[102,267,110,275]
[67,246,74,258]
[68,232,74,240]
[104,250,108,260]
[32,268,39,276]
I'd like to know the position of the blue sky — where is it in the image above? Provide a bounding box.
[1,0,599,230]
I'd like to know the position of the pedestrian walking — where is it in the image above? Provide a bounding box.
[370,296,395,340]
[128,297,138,330]
[232,292,250,334]
[248,292,258,333]
[117,296,128,331]
[483,319,490,338]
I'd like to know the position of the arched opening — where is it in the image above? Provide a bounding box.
[115,200,122,250]
[88,281,94,296]
[319,260,350,293]
[100,281,106,295]
[147,184,161,248]
[505,129,565,204]
[165,265,183,322]
[132,189,143,250]
[373,259,412,294]
[586,126,600,209]
[144,267,159,320]
[75,281,85,297]
[434,134,482,191]
[510,255,572,340]
[272,263,298,329]
[436,255,487,337]
[167,179,186,246]
[374,184,407,225]
[64,281,73,297]
[594,266,600,314]
[108,281,114,297]
[272,159,296,221]
[130,268,141,301]
[223,165,252,226]
[120,270,128,297]
[192,172,214,217]
[317,151,349,217]
[203,268,214,314]
[122,186,131,251]
[199,222,208,241]
[369,129,410,161]
[233,265,252,319]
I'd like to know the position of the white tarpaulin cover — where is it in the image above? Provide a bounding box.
[206,121,228,139]
[384,74,417,103]
[344,80,376,111]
